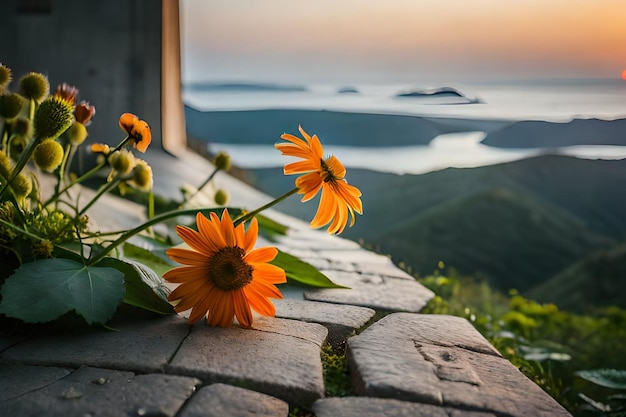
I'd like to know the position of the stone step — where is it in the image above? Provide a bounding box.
[348,313,571,417]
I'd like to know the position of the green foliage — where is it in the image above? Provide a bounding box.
[321,343,351,397]
[272,250,349,289]
[99,256,174,316]
[0,258,125,324]
[250,155,626,308]
[577,370,626,390]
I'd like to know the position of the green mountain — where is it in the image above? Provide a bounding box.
[527,242,626,312]
[247,154,626,300]
[378,187,611,292]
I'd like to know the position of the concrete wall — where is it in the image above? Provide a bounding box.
[0,0,185,168]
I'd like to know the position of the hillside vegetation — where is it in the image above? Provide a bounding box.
[248,154,626,310]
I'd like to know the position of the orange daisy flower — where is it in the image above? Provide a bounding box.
[163,209,286,327]
[275,125,363,234]
[119,112,151,153]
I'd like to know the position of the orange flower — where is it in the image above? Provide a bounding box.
[119,112,151,153]
[163,209,286,327]
[275,125,363,234]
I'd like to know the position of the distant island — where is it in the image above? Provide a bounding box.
[337,86,360,94]
[184,82,307,92]
[394,86,483,104]
[482,117,626,148]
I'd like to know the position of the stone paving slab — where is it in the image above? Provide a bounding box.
[313,397,499,417]
[348,313,571,417]
[167,316,328,407]
[0,364,71,401]
[274,299,375,347]
[1,315,189,373]
[178,383,289,417]
[0,366,199,417]
[304,270,434,313]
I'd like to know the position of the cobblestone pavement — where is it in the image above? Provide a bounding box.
[0,150,571,416]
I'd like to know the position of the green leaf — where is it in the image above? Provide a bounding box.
[99,257,174,315]
[271,250,349,289]
[256,214,288,241]
[0,258,124,324]
[576,369,626,390]
[123,241,176,275]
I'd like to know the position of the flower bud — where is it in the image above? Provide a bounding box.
[34,96,74,139]
[214,189,229,205]
[213,151,231,172]
[109,149,135,175]
[74,101,95,125]
[12,117,32,137]
[131,159,153,191]
[0,93,25,119]
[18,72,49,102]
[53,83,78,105]
[33,139,64,172]
[11,172,32,197]
[9,135,28,159]
[0,65,11,90]
[90,143,110,155]
[0,150,13,180]
[65,121,88,145]
[32,239,54,259]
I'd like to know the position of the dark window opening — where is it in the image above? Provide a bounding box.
[17,0,52,14]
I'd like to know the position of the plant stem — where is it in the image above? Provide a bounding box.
[85,207,219,266]
[0,135,42,199]
[233,187,299,226]
[42,136,131,208]
[77,178,122,218]
[185,167,219,203]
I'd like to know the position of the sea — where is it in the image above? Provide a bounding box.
[183,79,626,175]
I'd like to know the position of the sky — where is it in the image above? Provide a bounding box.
[181,0,626,85]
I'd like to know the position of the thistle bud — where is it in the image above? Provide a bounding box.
[18,72,49,102]
[0,65,11,90]
[12,117,32,137]
[213,151,231,172]
[109,149,135,175]
[214,189,229,206]
[0,150,13,180]
[0,93,25,119]
[65,121,88,145]
[34,96,74,139]
[11,172,32,197]
[33,139,64,172]
[9,135,28,159]
[131,159,153,191]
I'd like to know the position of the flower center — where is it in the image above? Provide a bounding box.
[208,246,254,291]
[320,158,341,183]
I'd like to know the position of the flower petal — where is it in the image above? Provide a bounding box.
[244,285,277,317]
[244,246,278,263]
[243,217,258,253]
[175,225,212,256]
[219,209,236,247]
[197,211,226,250]
[232,289,253,327]
[249,262,286,285]
[165,247,208,266]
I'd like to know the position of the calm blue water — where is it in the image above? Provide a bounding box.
[185,79,626,174]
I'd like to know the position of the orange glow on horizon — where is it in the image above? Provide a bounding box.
[622,70,626,80]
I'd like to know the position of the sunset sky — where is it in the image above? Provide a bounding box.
[181,0,626,84]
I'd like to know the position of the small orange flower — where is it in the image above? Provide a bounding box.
[164,209,286,327]
[53,83,78,105]
[74,100,96,125]
[119,112,151,153]
[275,125,363,234]
[90,143,110,154]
